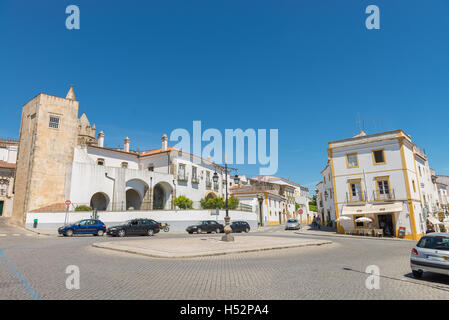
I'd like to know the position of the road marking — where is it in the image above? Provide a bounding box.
[0,234,6,237]
[12,234,21,236]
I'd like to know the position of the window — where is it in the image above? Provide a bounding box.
[97,158,105,166]
[121,162,128,168]
[49,116,60,129]
[192,166,198,183]
[0,182,7,196]
[412,180,416,193]
[346,153,358,168]
[348,179,363,202]
[148,165,154,172]
[372,150,385,165]
[375,177,391,200]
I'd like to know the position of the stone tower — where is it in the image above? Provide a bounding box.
[11,87,80,225]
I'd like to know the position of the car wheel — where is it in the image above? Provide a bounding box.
[118,230,126,237]
[412,270,423,279]
[147,229,154,236]
[245,228,250,233]
[215,228,220,234]
[197,228,202,234]
[66,229,73,237]
[97,230,104,236]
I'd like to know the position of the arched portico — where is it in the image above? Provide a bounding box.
[90,192,110,211]
[205,191,217,199]
[125,179,150,210]
[153,182,173,210]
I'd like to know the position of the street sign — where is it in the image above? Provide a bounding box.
[297,209,303,215]
[65,200,71,206]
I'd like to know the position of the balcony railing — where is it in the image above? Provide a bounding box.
[344,189,397,203]
[205,180,212,189]
[177,173,189,182]
[191,175,199,184]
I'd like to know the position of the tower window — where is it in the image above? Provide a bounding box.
[97,158,105,166]
[49,116,60,129]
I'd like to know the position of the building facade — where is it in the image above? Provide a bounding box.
[317,130,440,240]
[11,87,245,225]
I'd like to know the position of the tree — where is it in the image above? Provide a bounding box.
[174,195,193,209]
[200,197,225,209]
[228,197,240,210]
[309,194,318,212]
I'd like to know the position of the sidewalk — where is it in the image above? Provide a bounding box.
[24,227,58,236]
[92,236,332,258]
[296,225,416,242]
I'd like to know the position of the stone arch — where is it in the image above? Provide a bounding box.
[90,192,110,211]
[153,182,173,210]
[205,191,217,199]
[125,179,150,210]
[126,189,142,210]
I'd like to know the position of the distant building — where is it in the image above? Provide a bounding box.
[317,130,440,240]
[436,175,449,213]
[231,176,311,226]
[0,138,18,217]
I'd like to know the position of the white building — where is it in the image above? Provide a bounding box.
[0,139,18,217]
[316,163,335,227]
[318,130,440,240]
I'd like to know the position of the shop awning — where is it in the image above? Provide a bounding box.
[428,216,443,225]
[341,203,403,216]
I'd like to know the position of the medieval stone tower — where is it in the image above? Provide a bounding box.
[12,87,81,225]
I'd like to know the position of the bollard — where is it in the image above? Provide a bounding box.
[33,219,38,228]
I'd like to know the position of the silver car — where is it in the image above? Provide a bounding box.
[410,233,449,278]
[285,219,301,230]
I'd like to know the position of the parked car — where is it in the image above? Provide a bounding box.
[186,220,224,234]
[58,219,107,237]
[106,219,161,237]
[230,221,250,233]
[285,218,301,230]
[410,233,449,278]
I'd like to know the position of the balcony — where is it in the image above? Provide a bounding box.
[344,189,397,203]
[191,175,199,184]
[177,172,189,182]
[205,179,212,189]
[372,189,396,201]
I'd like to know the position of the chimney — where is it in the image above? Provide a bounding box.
[124,137,130,152]
[97,131,104,148]
[161,134,168,151]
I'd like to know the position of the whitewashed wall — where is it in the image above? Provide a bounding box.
[25,210,258,232]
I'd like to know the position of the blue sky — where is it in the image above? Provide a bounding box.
[1,0,448,191]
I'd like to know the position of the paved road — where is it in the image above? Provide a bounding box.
[2,220,449,300]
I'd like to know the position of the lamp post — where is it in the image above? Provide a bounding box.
[257,194,264,227]
[213,162,239,242]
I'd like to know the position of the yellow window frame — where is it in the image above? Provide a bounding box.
[374,176,391,200]
[347,178,364,202]
[346,153,359,168]
[372,149,386,165]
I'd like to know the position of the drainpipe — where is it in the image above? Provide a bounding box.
[105,172,115,211]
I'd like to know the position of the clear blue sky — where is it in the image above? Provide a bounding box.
[1,0,448,191]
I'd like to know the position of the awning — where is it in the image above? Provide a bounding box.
[341,203,403,216]
[428,216,443,225]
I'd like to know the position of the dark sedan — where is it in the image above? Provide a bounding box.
[186,220,224,234]
[230,221,251,233]
[106,219,161,237]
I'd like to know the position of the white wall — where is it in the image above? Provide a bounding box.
[25,209,258,232]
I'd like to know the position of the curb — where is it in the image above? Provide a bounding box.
[295,231,416,242]
[23,228,56,237]
[92,240,333,259]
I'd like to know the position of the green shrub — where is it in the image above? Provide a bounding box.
[228,197,239,210]
[174,195,193,209]
[200,197,225,209]
[75,205,92,212]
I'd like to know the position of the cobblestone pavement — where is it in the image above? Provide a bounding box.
[2,222,449,300]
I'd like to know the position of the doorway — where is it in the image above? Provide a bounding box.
[0,201,3,216]
[377,214,395,237]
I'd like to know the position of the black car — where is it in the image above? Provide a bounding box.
[230,221,251,233]
[106,219,161,237]
[186,220,224,234]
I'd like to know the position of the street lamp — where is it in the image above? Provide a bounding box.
[257,194,264,227]
[213,162,239,242]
